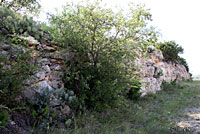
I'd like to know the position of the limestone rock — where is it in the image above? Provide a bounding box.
[49,51,68,60]
[38,58,51,65]
[23,87,36,99]
[26,36,40,45]
[50,80,60,89]
[51,64,62,71]
[49,71,63,81]
[35,72,46,81]
[43,65,51,73]
[24,77,36,86]
[2,44,10,50]
[35,80,53,92]
[136,48,190,96]
[61,105,71,115]
[43,45,56,52]
[1,50,9,55]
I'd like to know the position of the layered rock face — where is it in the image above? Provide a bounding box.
[1,36,67,99]
[1,37,190,98]
[135,47,190,96]
[26,39,68,99]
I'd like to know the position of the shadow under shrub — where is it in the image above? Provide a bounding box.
[126,79,141,101]
[63,54,136,112]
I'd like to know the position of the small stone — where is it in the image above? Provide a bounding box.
[44,46,56,52]
[43,65,51,73]
[1,50,9,55]
[38,58,50,65]
[54,65,62,71]
[49,71,63,80]
[23,87,36,99]
[35,72,46,80]
[10,44,26,55]
[26,36,40,45]
[51,80,59,89]
[52,51,67,60]
[1,44,10,50]
[61,105,70,114]
[10,121,16,125]
[35,80,53,92]
[24,77,36,86]
[145,59,153,66]
[30,50,40,58]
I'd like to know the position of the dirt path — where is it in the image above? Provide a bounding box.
[173,106,200,134]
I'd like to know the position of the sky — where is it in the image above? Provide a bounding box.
[39,0,200,76]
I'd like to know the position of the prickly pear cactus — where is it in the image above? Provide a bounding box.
[0,7,52,44]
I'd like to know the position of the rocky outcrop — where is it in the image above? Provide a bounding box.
[135,47,190,96]
[0,36,191,134]
[0,36,67,99]
[1,36,190,98]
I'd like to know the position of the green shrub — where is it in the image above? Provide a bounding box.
[0,0,41,14]
[0,37,36,108]
[161,80,185,91]
[0,111,8,129]
[178,56,189,72]
[161,81,174,91]
[126,79,142,100]
[63,58,128,112]
[157,41,189,73]
[157,41,183,62]
[49,1,148,112]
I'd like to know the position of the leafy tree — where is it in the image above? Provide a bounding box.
[0,0,41,14]
[48,1,156,111]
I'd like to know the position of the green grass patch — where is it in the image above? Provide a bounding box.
[49,81,200,134]
[192,78,200,81]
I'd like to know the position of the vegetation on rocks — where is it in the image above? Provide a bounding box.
[0,0,191,133]
[46,81,200,134]
[48,1,151,112]
[156,41,189,72]
[0,7,52,44]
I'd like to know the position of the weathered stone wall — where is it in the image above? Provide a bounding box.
[1,37,190,98]
[24,37,68,99]
[135,47,190,96]
[1,36,67,99]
